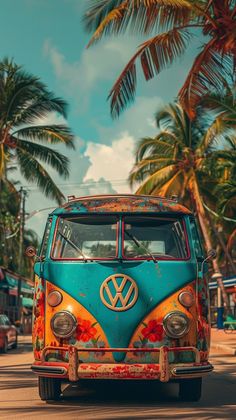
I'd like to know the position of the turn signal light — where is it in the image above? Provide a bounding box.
[47,290,63,307]
[178,291,194,308]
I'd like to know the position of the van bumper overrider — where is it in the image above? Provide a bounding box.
[31,345,213,382]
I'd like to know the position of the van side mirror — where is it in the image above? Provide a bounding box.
[25,246,37,258]
[206,249,217,261]
[198,249,217,279]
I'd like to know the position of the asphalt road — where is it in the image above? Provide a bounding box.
[0,336,235,420]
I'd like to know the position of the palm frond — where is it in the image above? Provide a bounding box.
[87,1,128,47]
[86,0,194,46]
[16,139,70,178]
[12,95,68,127]
[153,169,182,195]
[208,149,236,163]
[16,148,65,204]
[132,156,175,178]
[109,28,191,117]
[179,40,233,118]
[135,164,178,194]
[215,180,236,215]
[155,103,191,144]
[84,0,125,33]
[12,125,75,149]
[135,134,175,161]
[199,118,231,151]
[202,87,236,133]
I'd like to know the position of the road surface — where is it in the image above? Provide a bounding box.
[0,336,235,419]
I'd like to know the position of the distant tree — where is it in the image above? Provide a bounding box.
[0,58,75,204]
[130,102,236,309]
[0,180,39,277]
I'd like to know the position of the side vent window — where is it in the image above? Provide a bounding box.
[189,218,204,259]
[40,218,52,258]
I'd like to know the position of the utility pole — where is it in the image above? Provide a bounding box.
[17,187,27,320]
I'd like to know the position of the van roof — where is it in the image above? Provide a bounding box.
[51,194,191,215]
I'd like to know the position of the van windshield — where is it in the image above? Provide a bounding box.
[52,215,188,260]
[52,216,118,259]
[123,217,188,259]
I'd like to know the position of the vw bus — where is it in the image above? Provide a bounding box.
[30,194,214,401]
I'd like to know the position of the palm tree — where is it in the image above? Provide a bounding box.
[130,102,236,309]
[84,0,236,118]
[216,180,236,263]
[0,58,75,204]
[203,83,236,130]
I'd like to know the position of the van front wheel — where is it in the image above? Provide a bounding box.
[38,377,61,401]
[179,378,202,402]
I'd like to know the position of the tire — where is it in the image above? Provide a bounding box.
[12,333,18,349]
[38,377,61,401]
[179,378,202,402]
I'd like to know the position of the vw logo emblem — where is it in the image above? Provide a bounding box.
[100,274,138,312]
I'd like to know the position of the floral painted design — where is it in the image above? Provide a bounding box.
[129,319,166,362]
[68,318,111,362]
[76,318,97,342]
[32,276,45,360]
[45,281,113,363]
[141,320,164,343]
[197,276,210,359]
[93,341,106,358]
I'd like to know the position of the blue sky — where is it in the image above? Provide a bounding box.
[1,0,202,238]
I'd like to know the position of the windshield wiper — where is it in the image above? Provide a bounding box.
[58,230,87,262]
[124,230,157,264]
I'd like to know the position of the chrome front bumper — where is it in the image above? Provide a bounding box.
[31,345,213,382]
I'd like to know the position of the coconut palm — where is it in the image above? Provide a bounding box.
[84,0,236,118]
[0,58,75,204]
[215,180,236,262]
[203,83,236,130]
[130,102,236,308]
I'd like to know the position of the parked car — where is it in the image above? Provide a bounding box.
[0,314,18,353]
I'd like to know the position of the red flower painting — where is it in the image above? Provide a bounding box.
[34,316,44,338]
[76,318,97,342]
[141,320,163,342]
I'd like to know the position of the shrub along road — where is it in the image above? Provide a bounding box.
[0,335,235,419]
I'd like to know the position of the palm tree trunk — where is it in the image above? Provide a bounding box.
[192,177,230,312]
[208,217,236,275]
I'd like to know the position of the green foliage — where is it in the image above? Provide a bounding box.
[0,180,39,278]
[0,58,74,277]
[0,58,75,204]
[130,101,236,269]
[84,1,236,118]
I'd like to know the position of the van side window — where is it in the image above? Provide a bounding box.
[40,218,52,258]
[189,218,204,259]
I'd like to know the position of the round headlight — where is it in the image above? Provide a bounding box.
[51,311,77,338]
[47,290,63,307]
[178,291,194,308]
[163,311,190,338]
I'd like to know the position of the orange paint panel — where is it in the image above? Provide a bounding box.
[45,281,114,363]
[125,282,204,363]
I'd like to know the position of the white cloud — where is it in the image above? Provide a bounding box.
[96,96,163,145]
[83,132,135,193]
[43,37,139,95]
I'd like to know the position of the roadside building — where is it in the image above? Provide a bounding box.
[209,275,236,324]
[0,266,34,333]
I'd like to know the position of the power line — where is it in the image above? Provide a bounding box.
[21,178,130,191]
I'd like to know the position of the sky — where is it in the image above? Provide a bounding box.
[0,0,202,239]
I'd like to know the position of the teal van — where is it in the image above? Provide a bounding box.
[30,194,214,401]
